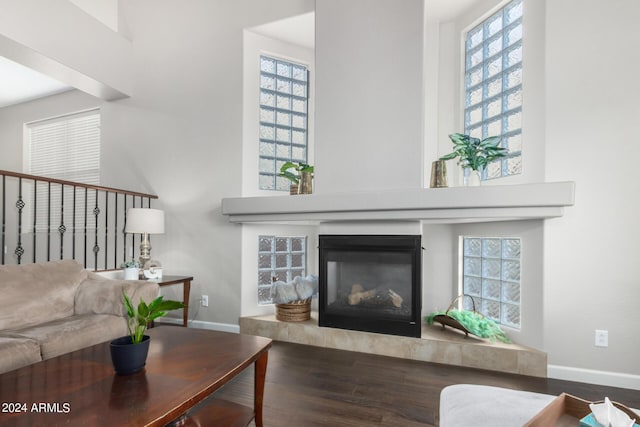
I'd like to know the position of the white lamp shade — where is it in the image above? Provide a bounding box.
[125,208,165,234]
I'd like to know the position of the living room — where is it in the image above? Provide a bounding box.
[0,0,638,424]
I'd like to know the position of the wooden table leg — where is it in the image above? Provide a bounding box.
[183,279,191,327]
[254,350,268,427]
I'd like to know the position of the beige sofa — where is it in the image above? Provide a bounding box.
[0,260,159,374]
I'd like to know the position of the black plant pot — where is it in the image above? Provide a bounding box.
[110,335,150,375]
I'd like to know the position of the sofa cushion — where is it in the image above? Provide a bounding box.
[75,272,160,317]
[0,260,87,330]
[5,314,128,360]
[0,337,42,374]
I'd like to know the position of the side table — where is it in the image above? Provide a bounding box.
[151,275,193,327]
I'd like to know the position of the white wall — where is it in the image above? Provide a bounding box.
[315,0,425,193]
[240,28,317,316]
[69,0,119,32]
[0,0,315,327]
[432,0,545,186]
[543,0,640,385]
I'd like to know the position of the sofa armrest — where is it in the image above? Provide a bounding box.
[75,272,160,317]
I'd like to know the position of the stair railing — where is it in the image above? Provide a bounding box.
[0,169,158,271]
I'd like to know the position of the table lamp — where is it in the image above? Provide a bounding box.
[125,208,165,269]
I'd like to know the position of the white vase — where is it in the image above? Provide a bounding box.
[466,169,481,187]
[123,267,139,280]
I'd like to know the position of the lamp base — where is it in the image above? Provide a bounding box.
[138,233,152,278]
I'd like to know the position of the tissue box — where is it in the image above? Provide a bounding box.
[525,393,640,427]
[524,393,591,426]
[580,412,640,427]
[580,413,604,427]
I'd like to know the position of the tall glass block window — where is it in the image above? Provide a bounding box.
[464,0,523,180]
[257,236,307,304]
[259,56,309,190]
[462,237,521,329]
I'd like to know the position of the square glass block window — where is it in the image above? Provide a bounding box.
[259,55,309,191]
[464,0,523,180]
[462,237,521,329]
[257,235,307,305]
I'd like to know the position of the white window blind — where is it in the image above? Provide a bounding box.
[26,109,101,231]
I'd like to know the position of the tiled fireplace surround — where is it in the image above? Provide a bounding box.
[225,183,576,377]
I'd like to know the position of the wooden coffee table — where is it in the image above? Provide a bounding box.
[0,327,272,427]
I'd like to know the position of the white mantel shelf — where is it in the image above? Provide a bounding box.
[221,182,575,224]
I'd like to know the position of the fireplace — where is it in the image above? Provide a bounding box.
[318,235,422,338]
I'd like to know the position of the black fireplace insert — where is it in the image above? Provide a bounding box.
[318,235,422,338]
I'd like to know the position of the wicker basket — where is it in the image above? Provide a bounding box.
[275,298,311,322]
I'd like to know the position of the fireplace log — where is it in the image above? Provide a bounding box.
[388,289,403,308]
[347,286,404,308]
[348,289,377,305]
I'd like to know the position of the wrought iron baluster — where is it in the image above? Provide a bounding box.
[123,195,127,263]
[138,196,142,250]
[59,184,66,260]
[114,193,118,270]
[104,191,109,269]
[72,186,76,259]
[1,176,5,265]
[46,181,51,261]
[93,189,100,271]
[32,180,37,263]
[84,187,88,268]
[147,197,152,253]
[15,178,24,264]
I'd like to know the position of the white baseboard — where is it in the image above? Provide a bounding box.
[155,317,240,334]
[548,364,640,391]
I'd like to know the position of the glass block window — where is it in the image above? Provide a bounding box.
[259,56,309,191]
[462,237,521,329]
[257,235,307,304]
[464,0,523,180]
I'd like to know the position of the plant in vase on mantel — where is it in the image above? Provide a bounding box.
[109,292,184,375]
[439,133,507,186]
[278,161,314,195]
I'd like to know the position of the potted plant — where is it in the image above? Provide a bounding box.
[110,291,184,375]
[439,133,507,186]
[278,161,314,195]
[120,260,140,280]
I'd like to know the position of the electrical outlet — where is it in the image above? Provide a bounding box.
[201,295,208,307]
[595,329,608,347]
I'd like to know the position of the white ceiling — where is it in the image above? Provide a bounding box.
[250,12,315,49]
[0,56,71,108]
[246,1,482,49]
[0,2,480,109]
[426,0,484,22]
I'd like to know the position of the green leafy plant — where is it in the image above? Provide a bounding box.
[120,260,140,269]
[122,291,184,344]
[278,162,314,185]
[440,133,508,171]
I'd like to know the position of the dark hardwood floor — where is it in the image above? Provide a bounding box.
[214,340,640,427]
